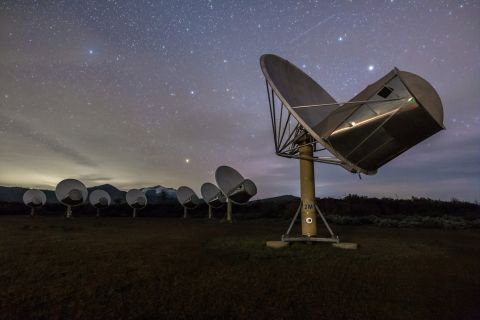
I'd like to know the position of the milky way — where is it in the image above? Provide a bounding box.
[0,1,478,201]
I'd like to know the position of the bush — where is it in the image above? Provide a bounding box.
[327,214,472,229]
[472,219,480,228]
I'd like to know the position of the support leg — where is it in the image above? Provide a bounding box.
[208,206,212,219]
[183,207,187,219]
[284,202,302,236]
[315,204,337,239]
[66,206,72,219]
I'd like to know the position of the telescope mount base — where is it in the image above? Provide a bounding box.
[282,201,340,244]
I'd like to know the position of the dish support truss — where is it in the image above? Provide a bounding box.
[265,80,340,243]
[265,81,343,166]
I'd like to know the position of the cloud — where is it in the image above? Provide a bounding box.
[0,111,97,168]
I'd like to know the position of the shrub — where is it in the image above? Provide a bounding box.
[327,214,472,229]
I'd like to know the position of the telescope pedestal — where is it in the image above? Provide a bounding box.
[282,144,339,243]
[133,208,137,218]
[208,206,213,219]
[66,206,72,219]
[226,199,233,223]
[281,202,339,243]
[183,207,187,219]
[30,207,35,217]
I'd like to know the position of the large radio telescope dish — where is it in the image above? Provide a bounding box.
[215,166,257,205]
[261,53,338,135]
[215,166,257,223]
[260,54,444,175]
[23,189,46,216]
[176,186,200,218]
[200,183,226,208]
[176,186,200,208]
[55,179,88,218]
[201,182,226,219]
[126,189,147,218]
[260,53,444,243]
[89,189,111,217]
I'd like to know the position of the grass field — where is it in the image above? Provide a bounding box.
[0,216,479,320]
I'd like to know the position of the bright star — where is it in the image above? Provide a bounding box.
[338,36,343,42]
[368,65,374,71]
[88,49,93,54]
[185,158,190,163]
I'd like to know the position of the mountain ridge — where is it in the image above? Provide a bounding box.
[0,184,178,204]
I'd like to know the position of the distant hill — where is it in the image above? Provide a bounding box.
[88,184,126,205]
[141,185,177,204]
[0,186,33,203]
[0,184,178,205]
[0,186,57,204]
[1,185,479,222]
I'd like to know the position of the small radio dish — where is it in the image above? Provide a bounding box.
[260,53,444,244]
[55,179,88,218]
[89,189,111,217]
[126,189,147,218]
[23,189,47,216]
[215,166,257,223]
[176,186,200,218]
[201,182,226,219]
[200,183,226,208]
[215,166,257,204]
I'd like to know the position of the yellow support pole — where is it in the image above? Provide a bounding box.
[299,144,317,237]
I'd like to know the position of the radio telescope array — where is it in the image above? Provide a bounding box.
[176,186,201,218]
[260,54,444,243]
[23,189,47,216]
[89,189,111,217]
[200,182,226,219]
[126,189,147,218]
[55,179,88,218]
[215,166,257,223]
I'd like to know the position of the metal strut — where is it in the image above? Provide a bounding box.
[264,80,343,165]
[264,76,341,244]
[282,201,339,243]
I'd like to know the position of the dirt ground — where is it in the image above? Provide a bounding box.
[0,216,479,320]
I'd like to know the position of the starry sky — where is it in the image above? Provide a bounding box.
[0,0,479,201]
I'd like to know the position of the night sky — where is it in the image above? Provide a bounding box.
[0,1,478,201]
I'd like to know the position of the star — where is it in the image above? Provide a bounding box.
[0,0,477,202]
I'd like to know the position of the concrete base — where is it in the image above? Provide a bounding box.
[266,241,289,249]
[332,242,358,250]
[282,235,339,243]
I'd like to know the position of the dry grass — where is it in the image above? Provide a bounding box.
[0,216,479,320]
